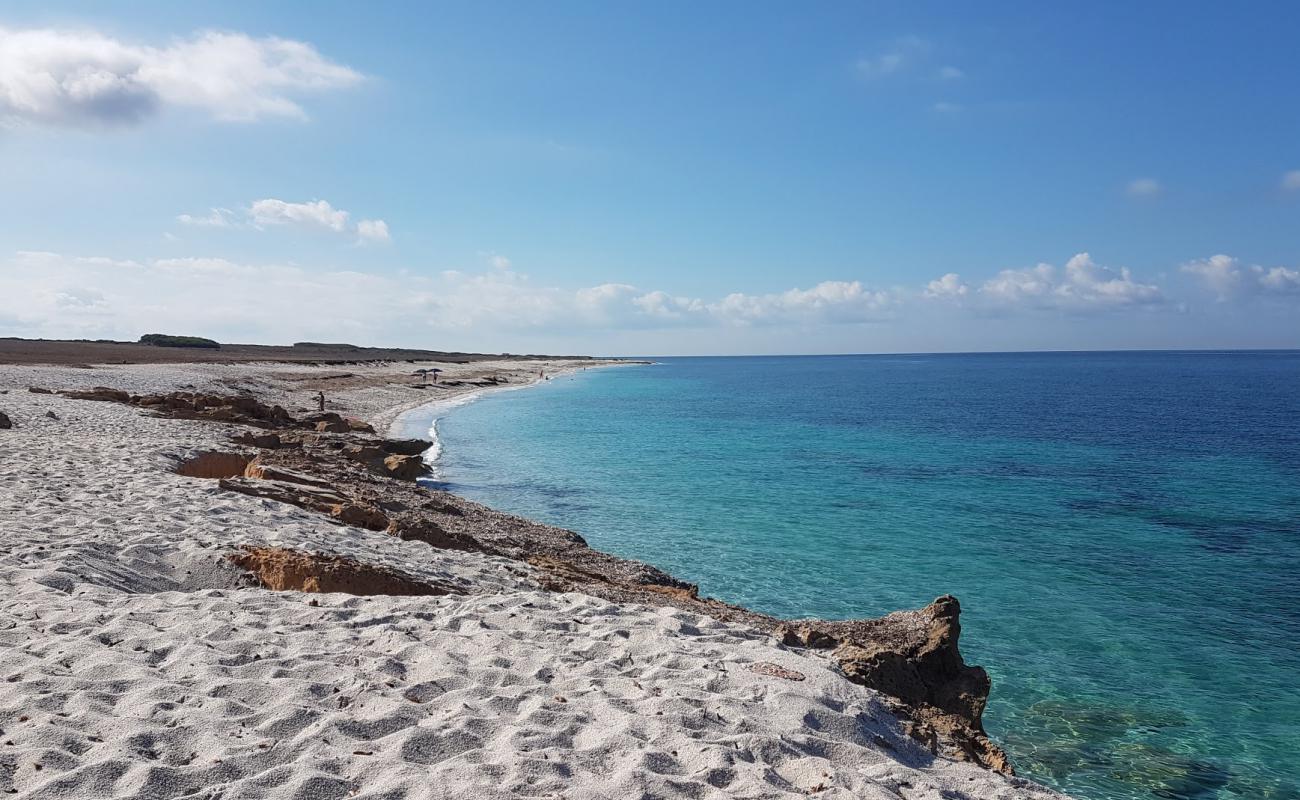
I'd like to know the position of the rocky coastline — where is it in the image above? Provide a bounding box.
[0,358,1064,799]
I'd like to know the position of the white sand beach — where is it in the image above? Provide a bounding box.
[0,360,1067,799]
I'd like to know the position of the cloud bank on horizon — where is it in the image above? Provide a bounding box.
[3,247,1297,355]
[1,10,1297,354]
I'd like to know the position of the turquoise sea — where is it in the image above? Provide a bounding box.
[402,352,1300,800]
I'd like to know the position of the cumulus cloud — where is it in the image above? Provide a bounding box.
[708,281,893,325]
[924,272,968,299]
[0,251,897,344]
[939,253,1161,310]
[250,198,348,231]
[178,198,390,243]
[1126,178,1162,197]
[0,26,360,128]
[1182,255,1300,299]
[176,208,235,228]
[1259,266,1300,293]
[356,219,390,244]
[1180,255,1241,299]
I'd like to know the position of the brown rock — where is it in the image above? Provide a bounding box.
[218,477,351,513]
[785,596,1011,774]
[346,418,376,433]
[229,431,283,449]
[823,596,988,724]
[342,444,386,464]
[382,454,427,480]
[174,451,254,479]
[331,502,390,531]
[27,387,53,394]
[382,438,433,456]
[62,386,130,403]
[59,388,296,428]
[315,419,351,433]
[242,462,338,491]
[228,547,457,596]
[387,518,480,551]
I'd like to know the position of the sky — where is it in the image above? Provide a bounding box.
[1,1,1297,356]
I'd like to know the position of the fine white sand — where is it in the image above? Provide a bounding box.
[0,362,1068,799]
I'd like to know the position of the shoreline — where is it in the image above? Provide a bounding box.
[389,360,640,476]
[0,357,1066,799]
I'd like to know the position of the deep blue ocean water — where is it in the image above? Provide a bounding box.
[402,352,1300,800]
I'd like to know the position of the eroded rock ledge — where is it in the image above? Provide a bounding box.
[72,388,1014,774]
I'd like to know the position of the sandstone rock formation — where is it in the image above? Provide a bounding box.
[382,454,428,480]
[174,451,255,479]
[229,546,459,596]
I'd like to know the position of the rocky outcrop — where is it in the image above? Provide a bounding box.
[0,412,10,430]
[54,388,295,428]
[229,431,288,449]
[382,438,433,456]
[174,451,255,479]
[387,518,481,552]
[303,412,375,434]
[382,454,428,480]
[776,598,1009,772]
[61,386,130,403]
[229,546,459,596]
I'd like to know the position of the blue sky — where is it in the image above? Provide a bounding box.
[1,2,1297,355]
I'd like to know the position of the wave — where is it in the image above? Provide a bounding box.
[389,379,554,478]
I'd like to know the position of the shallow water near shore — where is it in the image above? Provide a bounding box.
[414,352,1300,800]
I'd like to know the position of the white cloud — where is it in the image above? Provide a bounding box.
[1180,254,1242,299]
[0,26,361,127]
[250,198,348,232]
[632,291,705,320]
[938,66,964,80]
[924,272,969,299]
[1126,178,1162,197]
[177,208,235,227]
[1259,266,1300,293]
[1282,170,1300,191]
[978,253,1161,309]
[356,219,390,244]
[54,286,106,309]
[0,251,902,344]
[707,281,893,325]
[1182,255,1300,298]
[178,198,389,242]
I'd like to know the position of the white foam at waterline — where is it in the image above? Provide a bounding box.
[389,378,561,478]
